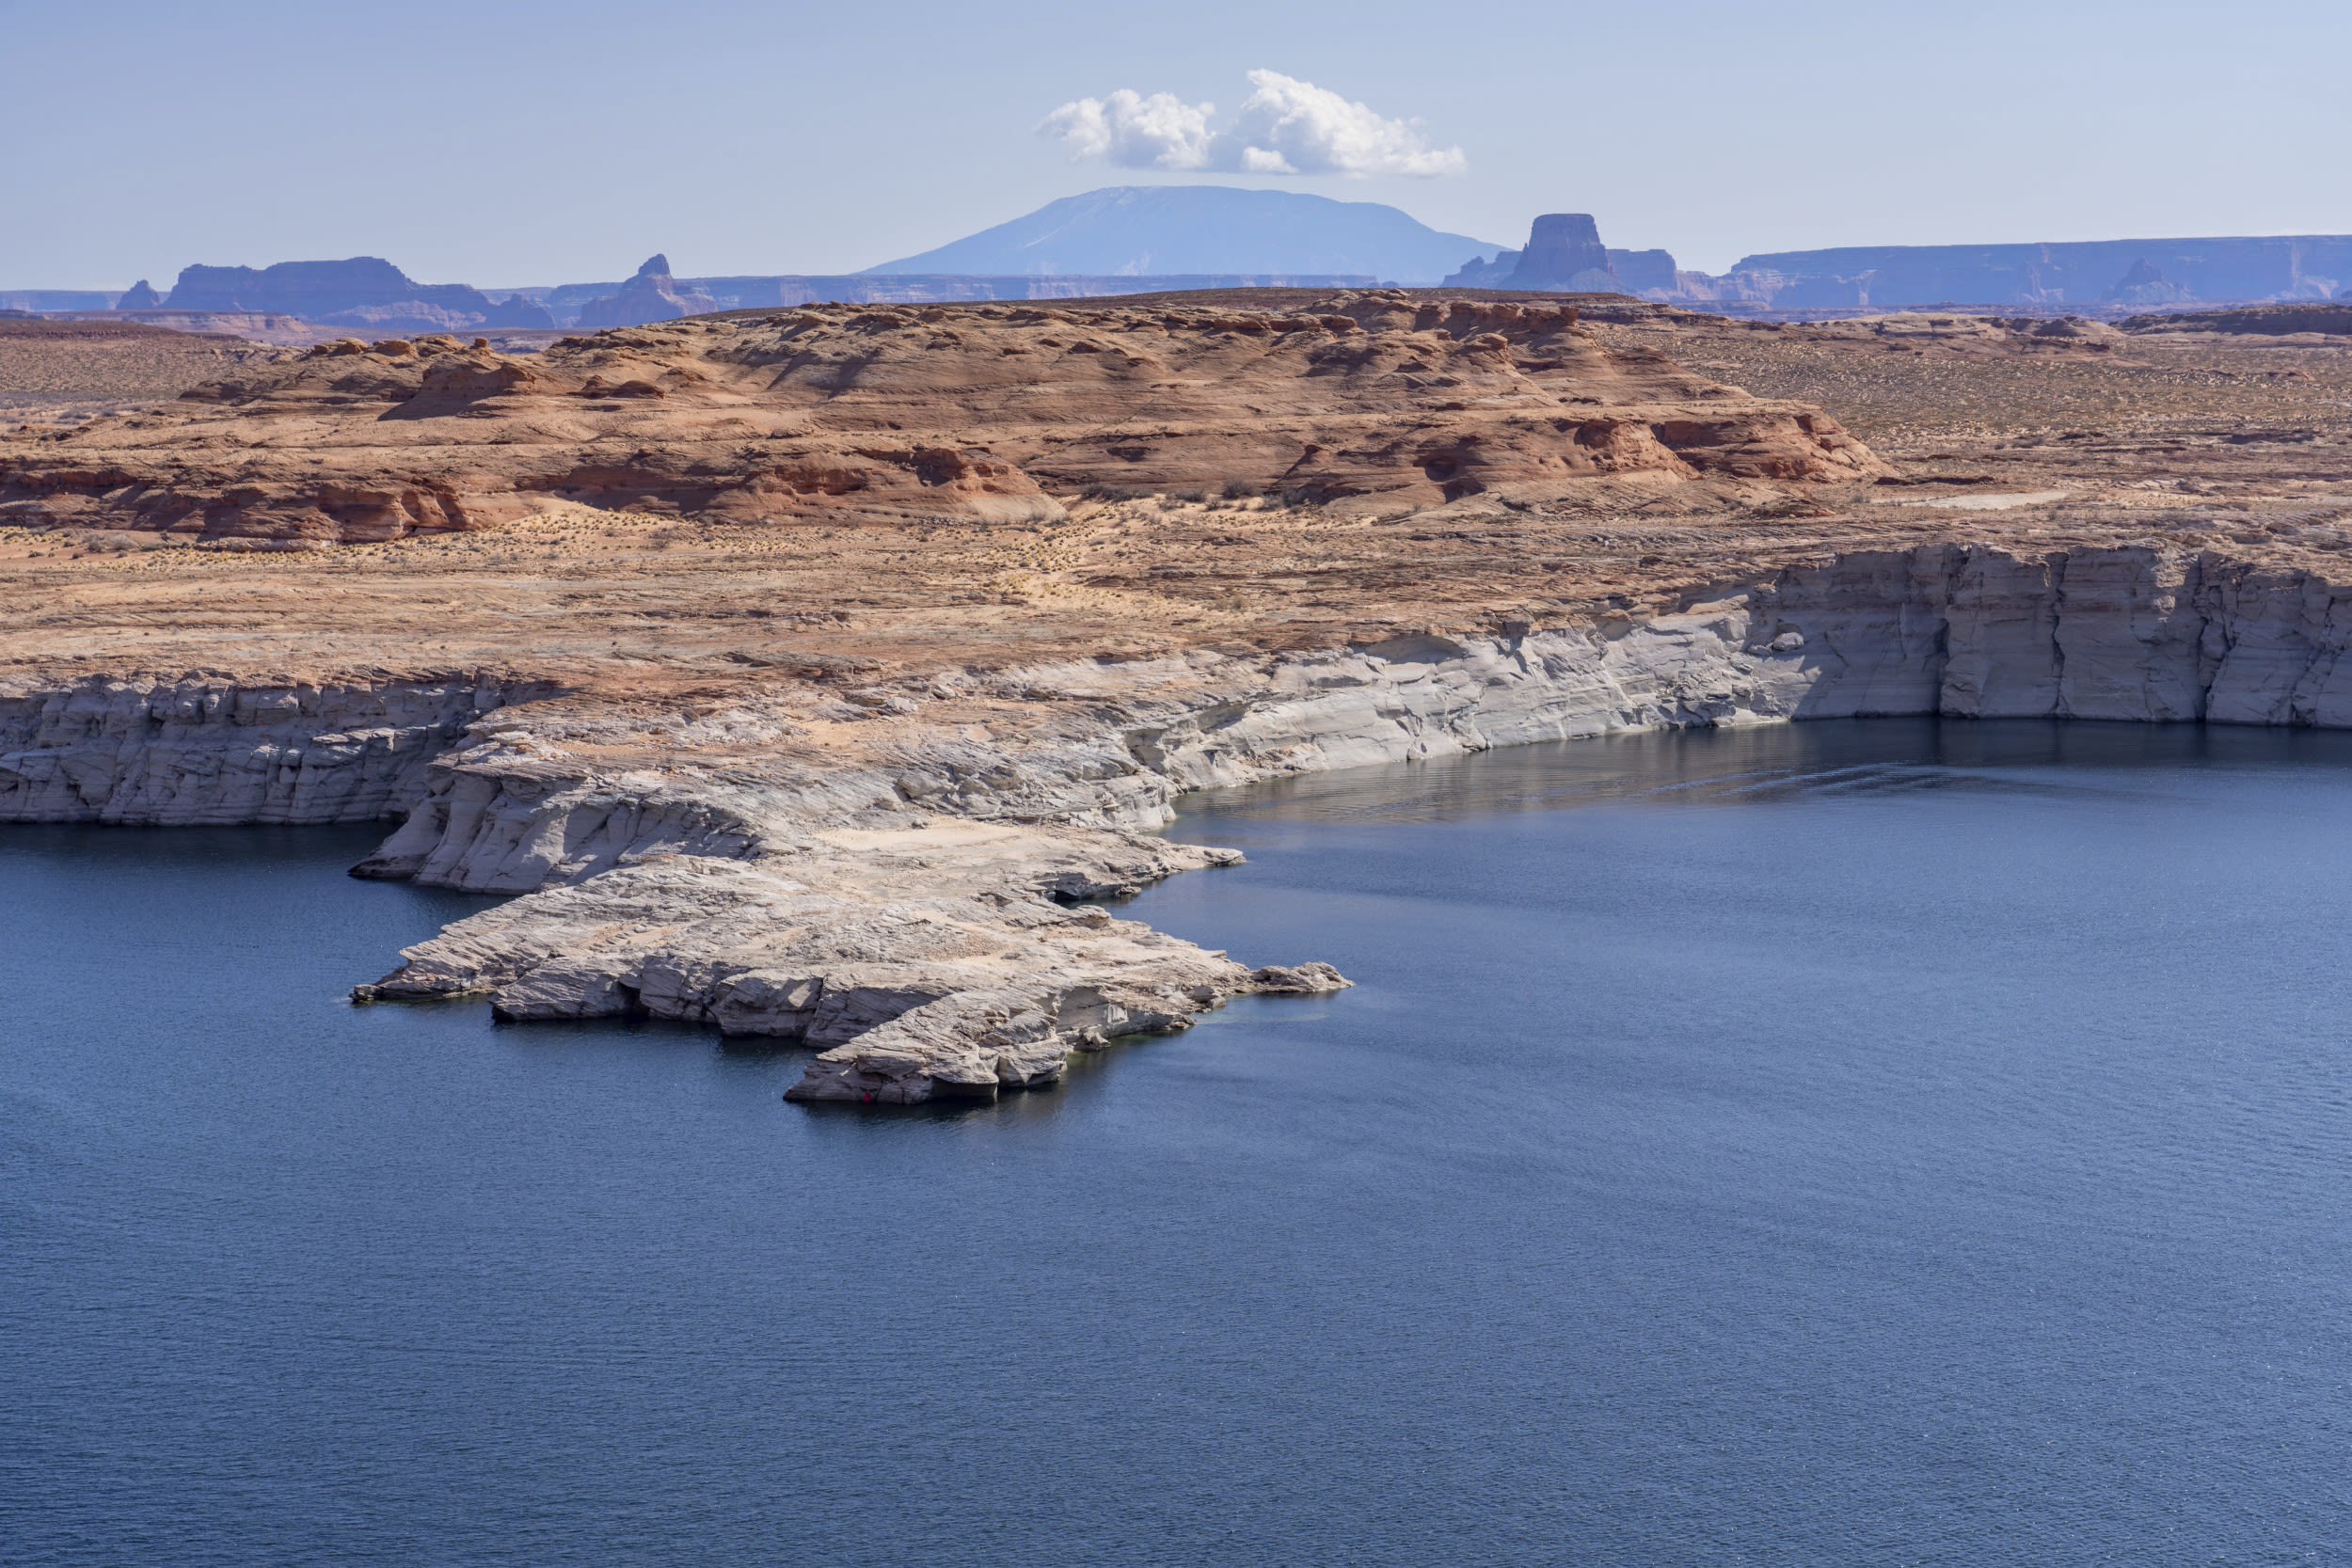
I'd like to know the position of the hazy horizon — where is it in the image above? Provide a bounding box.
[5,0,2344,289]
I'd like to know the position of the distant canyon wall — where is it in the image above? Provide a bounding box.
[1719,235,2352,310]
[1449,226,2352,310]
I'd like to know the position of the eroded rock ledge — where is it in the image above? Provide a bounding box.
[9,542,2352,1102]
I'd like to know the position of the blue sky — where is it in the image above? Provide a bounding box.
[6,0,2344,288]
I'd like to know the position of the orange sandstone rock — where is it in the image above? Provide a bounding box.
[0,292,1887,545]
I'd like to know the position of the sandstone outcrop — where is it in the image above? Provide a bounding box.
[0,289,1885,542]
[278,540,2352,1095]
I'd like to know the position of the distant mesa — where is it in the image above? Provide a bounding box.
[1606,248,1679,294]
[162,256,549,335]
[1444,213,1686,299]
[573,255,720,328]
[859,185,1502,285]
[1444,213,1637,293]
[43,186,2352,342]
[1446,214,2352,311]
[1507,214,1620,291]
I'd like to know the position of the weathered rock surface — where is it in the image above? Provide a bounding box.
[0,289,1884,542]
[0,673,550,824]
[351,832,1327,1104]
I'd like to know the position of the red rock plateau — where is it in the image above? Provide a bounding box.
[0,291,1884,544]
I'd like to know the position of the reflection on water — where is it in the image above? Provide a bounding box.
[1177,717,2352,826]
[12,720,2352,1566]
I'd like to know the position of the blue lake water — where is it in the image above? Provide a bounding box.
[7,719,2352,1565]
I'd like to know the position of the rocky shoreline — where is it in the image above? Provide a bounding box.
[8,287,2347,1103]
[11,541,2352,1102]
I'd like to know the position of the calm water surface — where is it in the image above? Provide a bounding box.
[7,720,2352,1565]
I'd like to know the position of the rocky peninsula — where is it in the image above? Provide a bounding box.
[5,292,2350,1101]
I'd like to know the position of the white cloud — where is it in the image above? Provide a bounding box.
[1040,71,1465,178]
[1037,89,1216,171]
[1221,71,1467,178]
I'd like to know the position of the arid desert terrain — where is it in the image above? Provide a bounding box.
[6,293,2350,1101]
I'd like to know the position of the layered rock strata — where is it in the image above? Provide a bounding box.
[0,674,551,824]
[9,543,2345,1102]
[0,291,1883,542]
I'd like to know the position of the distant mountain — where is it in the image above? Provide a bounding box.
[859,186,1503,284]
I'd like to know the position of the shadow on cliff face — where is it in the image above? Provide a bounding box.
[1163,718,2352,832]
